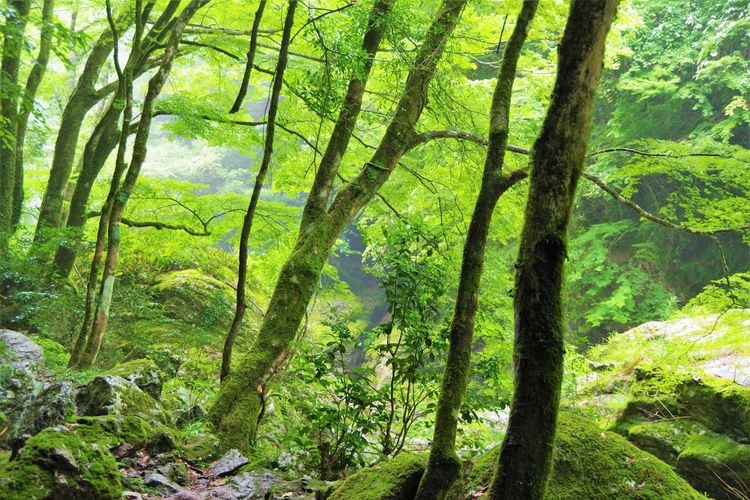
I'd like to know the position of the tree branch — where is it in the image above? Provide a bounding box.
[86,211,211,236]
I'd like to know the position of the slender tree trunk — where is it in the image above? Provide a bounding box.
[74,0,211,369]
[415,4,538,498]
[12,0,55,226]
[228,0,266,114]
[52,100,122,278]
[488,1,618,498]
[209,0,467,453]
[221,0,297,382]
[34,19,126,242]
[0,0,30,237]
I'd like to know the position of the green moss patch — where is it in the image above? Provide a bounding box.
[329,453,426,500]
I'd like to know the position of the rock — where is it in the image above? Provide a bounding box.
[208,448,250,476]
[676,375,750,442]
[151,269,237,330]
[165,491,202,500]
[107,359,165,400]
[181,429,222,464]
[329,453,425,500]
[0,380,76,446]
[76,375,170,425]
[146,473,182,495]
[72,415,175,455]
[122,491,144,500]
[176,404,206,427]
[158,462,189,486]
[0,426,123,499]
[0,329,44,374]
[227,470,284,499]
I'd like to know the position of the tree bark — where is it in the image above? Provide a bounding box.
[221,0,297,382]
[34,15,129,242]
[488,1,618,498]
[0,0,30,236]
[51,100,122,278]
[228,0,266,114]
[74,0,211,369]
[209,0,467,453]
[12,0,55,227]
[414,3,538,498]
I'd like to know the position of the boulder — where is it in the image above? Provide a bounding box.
[0,426,122,499]
[0,380,76,446]
[76,375,170,425]
[107,358,165,400]
[329,453,425,500]
[0,330,44,420]
[151,269,236,330]
[208,448,250,477]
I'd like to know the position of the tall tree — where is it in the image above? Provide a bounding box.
[221,0,297,382]
[489,0,619,497]
[414,2,538,498]
[70,0,211,368]
[12,0,55,226]
[0,0,30,237]
[209,0,468,451]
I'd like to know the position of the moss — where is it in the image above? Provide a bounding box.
[0,426,122,499]
[72,415,174,454]
[677,376,750,440]
[106,358,164,399]
[329,453,426,500]
[625,419,707,462]
[675,433,750,498]
[76,375,170,426]
[465,412,704,500]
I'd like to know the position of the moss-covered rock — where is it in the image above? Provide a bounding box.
[72,415,175,455]
[676,375,750,442]
[106,358,165,400]
[0,380,76,446]
[151,269,237,330]
[464,412,702,500]
[76,375,170,426]
[329,453,425,500]
[0,426,122,499]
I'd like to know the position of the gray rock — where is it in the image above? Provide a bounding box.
[165,491,202,500]
[0,329,44,374]
[108,359,164,400]
[208,449,249,477]
[0,380,76,445]
[76,375,170,425]
[146,472,183,494]
[227,470,283,499]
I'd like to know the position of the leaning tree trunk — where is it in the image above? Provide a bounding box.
[221,0,297,382]
[12,0,55,227]
[228,0,266,114]
[209,0,468,453]
[51,99,122,278]
[414,2,538,498]
[488,1,618,498]
[74,0,211,369]
[0,0,30,237]
[33,17,128,242]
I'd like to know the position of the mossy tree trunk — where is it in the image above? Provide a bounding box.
[33,16,128,243]
[72,0,211,369]
[221,0,297,382]
[0,0,30,238]
[209,0,468,452]
[414,2,538,498]
[12,0,55,227]
[488,1,618,498]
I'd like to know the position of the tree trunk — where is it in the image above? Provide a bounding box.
[209,0,468,453]
[228,0,266,114]
[34,19,125,242]
[488,1,618,498]
[12,0,55,227]
[415,4,538,498]
[74,0,211,369]
[221,0,297,382]
[51,100,122,278]
[0,0,30,236]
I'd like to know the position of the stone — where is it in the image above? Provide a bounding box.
[208,448,249,476]
[76,375,170,426]
[158,462,189,486]
[181,429,222,464]
[107,359,165,400]
[0,380,76,446]
[0,329,44,375]
[146,473,183,495]
[0,426,123,499]
[227,470,284,499]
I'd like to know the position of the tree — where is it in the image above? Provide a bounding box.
[0,0,30,238]
[489,0,618,497]
[415,2,538,498]
[70,0,211,368]
[209,0,469,451]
